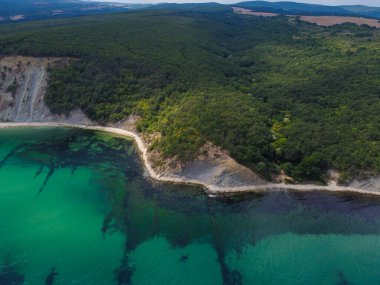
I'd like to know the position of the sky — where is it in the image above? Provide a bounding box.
[92,0,380,6]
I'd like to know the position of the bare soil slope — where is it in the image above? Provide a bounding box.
[232,7,278,17]
[232,7,380,28]
[300,15,380,28]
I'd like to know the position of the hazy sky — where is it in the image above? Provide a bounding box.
[94,0,380,6]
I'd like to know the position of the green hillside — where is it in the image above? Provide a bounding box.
[0,7,379,182]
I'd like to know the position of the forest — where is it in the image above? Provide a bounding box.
[0,5,379,183]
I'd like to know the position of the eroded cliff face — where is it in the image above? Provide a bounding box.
[0,56,91,124]
[349,177,380,193]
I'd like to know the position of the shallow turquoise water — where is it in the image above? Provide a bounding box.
[1,128,380,284]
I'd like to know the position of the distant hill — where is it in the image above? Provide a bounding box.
[2,0,379,23]
[148,2,232,13]
[233,1,380,19]
[342,5,380,18]
[0,0,150,23]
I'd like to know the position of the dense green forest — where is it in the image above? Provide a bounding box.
[0,6,379,183]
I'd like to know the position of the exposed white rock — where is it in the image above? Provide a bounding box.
[349,177,380,193]
[0,56,92,125]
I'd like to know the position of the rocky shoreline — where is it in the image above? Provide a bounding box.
[1,122,379,197]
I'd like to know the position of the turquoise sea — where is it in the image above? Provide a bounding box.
[1,127,380,285]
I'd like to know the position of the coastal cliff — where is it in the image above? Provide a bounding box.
[0,56,91,124]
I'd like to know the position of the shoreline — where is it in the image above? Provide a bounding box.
[1,122,379,197]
